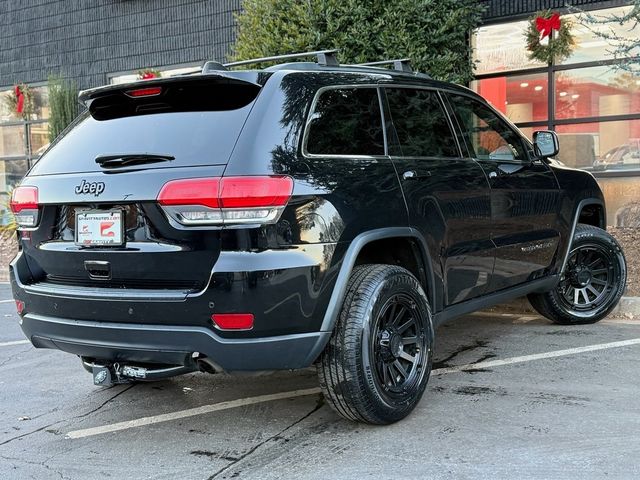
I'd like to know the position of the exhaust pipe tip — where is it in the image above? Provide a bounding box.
[196,357,220,374]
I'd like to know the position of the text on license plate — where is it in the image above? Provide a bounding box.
[76,210,123,246]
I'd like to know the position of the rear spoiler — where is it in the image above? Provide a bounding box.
[79,73,265,121]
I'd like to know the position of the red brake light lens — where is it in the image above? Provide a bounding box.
[157,176,293,227]
[125,87,162,97]
[157,178,220,208]
[211,313,254,330]
[219,176,293,208]
[10,186,38,213]
[10,186,39,227]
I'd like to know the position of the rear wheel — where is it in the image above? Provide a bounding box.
[528,224,626,325]
[317,264,433,424]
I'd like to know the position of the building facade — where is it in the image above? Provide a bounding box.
[0,0,638,287]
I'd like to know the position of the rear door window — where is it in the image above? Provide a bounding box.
[305,87,384,156]
[385,88,459,158]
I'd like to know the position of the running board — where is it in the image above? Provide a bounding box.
[433,275,559,326]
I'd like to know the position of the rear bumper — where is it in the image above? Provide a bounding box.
[10,243,337,371]
[21,312,330,371]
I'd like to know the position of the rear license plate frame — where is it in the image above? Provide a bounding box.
[75,209,125,247]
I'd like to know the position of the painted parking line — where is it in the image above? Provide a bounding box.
[0,340,30,347]
[66,387,322,439]
[66,337,640,440]
[431,337,640,375]
[0,299,15,304]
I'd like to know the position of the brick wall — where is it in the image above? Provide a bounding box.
[0,0,242,90]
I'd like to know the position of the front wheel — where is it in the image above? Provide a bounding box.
[317,264,433,424]
[528,224,626,325]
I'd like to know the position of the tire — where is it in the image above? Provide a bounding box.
[317,264,434,424]
[528,224,626,325]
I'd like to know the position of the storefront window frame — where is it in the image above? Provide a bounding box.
[475,60,640,178]
[0,80,50,173]
[473,4,640,177]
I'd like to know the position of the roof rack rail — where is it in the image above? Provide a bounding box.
[355,59,413,73]
[223,50,339,68]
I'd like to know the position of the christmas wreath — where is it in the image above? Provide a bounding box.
[137,69,161,80]
[3,84,34,119]
[525,10,576,64]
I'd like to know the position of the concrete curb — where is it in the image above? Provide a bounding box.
[486,296,640,318]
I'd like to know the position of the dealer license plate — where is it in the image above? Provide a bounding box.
[75,210,124,246]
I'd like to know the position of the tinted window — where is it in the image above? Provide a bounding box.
[449,94,527,162]
[306,88,384,156]
[386,88,459,157]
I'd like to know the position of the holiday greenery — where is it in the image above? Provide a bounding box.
[525,10,576,64]
[232,0,484,84]
[3,84,34,120]
[48,76,79,142]
[138,69,161,80]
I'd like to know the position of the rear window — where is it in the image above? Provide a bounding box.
[304,87,384,156]
[30,80,259,175]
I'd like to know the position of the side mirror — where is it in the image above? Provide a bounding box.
[533,130,560,158]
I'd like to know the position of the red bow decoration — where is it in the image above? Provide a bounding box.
[536,12,561,39]
[141,72,158,80]
[14,85,25,114]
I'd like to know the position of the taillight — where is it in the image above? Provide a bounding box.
[10,186,39,228]
[157,176,293,227]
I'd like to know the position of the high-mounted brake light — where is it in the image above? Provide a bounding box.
[125,86,162,98]
[157,176,293,227]
[10,186,39,228]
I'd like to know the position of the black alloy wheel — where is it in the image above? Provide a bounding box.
[558,243,617,313]
[528,224,626,325]
[371,293,428,398]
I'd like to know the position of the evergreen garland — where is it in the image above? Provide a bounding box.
[525,10,576,64]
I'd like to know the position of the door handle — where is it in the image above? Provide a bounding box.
[402,170,431,180]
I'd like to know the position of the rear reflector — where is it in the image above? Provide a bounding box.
[10,186,39,227]
[211,313,254,330]
[157,176,293,227]
[15,300,25,315]
[125,86,162,97]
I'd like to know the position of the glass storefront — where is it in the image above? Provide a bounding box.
[0,85,49,226]
[473,5,640,184]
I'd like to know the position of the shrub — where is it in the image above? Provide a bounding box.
[48,76,80,142]
[232,0,484,84]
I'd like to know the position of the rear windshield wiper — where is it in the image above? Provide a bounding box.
[95,153,175,169]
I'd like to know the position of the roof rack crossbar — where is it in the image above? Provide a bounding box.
[223,50,339,68]
[355,59,413,73]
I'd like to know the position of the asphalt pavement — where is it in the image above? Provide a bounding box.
[1,283,639,480]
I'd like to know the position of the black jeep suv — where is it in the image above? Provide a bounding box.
[10,51,626,424]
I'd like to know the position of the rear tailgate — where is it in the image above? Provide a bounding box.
[18,75,262,293]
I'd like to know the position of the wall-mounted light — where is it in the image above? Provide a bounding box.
[571,94,580,99]
[520,82,529,88]
[535,86,543,91]
[559,91,568,97]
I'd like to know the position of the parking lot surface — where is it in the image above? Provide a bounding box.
[1,283,639,479]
